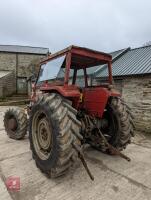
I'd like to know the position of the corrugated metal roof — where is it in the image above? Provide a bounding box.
[93,48,129,75]
[96,45,151,77]
[77,48,128,76]
[0,71,11,78]
[110,49,127,60]
[0,45,49,55]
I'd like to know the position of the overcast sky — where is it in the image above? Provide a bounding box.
[0,0,150,53]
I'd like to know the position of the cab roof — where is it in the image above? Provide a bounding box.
[41,45,112,69]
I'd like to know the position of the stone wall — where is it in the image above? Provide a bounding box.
[0,72,16,98]
[0,53,16,73]
[17,54,44,77]
[115,76,151,133]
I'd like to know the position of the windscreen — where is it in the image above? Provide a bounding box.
[37,55,66,83]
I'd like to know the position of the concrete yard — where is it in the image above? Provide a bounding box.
[0,107,151,200]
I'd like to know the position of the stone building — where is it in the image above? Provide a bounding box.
[94,45,151,133]
[0,45,49,97]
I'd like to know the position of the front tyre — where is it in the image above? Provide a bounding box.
[4,107,27,140]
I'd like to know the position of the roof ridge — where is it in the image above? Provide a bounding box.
[109,47,129,54]
[131,44,151,51]
[0,44,49,50]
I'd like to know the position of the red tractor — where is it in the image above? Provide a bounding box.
[4,46,134,179]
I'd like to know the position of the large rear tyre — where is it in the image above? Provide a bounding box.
[101,97,135,151]
[4,107,27,140]
[29,93,81,178]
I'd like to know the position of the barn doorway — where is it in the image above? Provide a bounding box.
[17,77,27,94]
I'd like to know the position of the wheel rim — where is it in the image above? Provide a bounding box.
[101,107,119,144]
[32,111,53,160]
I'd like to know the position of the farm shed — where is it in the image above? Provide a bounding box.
[0,45,49,96]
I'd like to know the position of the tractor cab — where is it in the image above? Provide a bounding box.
[36,45,120,117]
[37,45,113,88]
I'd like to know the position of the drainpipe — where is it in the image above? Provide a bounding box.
[16,53,18,94]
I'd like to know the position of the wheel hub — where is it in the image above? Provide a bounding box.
[32,111,53,160]
[37,118,52,151]
[8,118,17,131]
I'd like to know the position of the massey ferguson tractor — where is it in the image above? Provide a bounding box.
[4,46,134,180]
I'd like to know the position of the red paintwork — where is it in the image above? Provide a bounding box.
[35,45,121,119]
[81,87,120,118]
[39,83,81,109]
[40,84,80,98]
